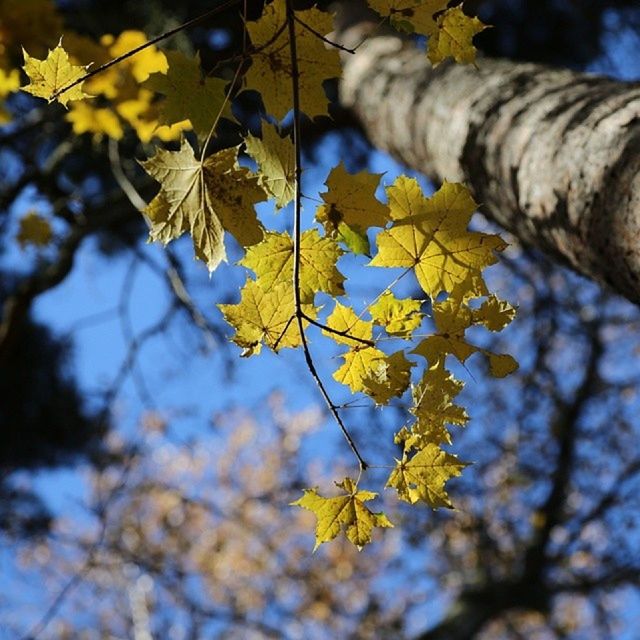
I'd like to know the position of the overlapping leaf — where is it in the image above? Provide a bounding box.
[316,163,390,255]
[370,291,422,337]
[387,444,467,508]
[241,229,344,303]
[370,179,505,299]
[244,124,295,209]
[141,139,266,272]
[218,280,315,356]
[291,477,393,550]
[244,0,341,119]
[428,5,487,65]
[145,50,228,138]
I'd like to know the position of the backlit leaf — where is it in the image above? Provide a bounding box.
[241,229,344,304]
[141,139,266,272]
[369,179,505,299]
[244,124,295,209]
[291,477,393,550]
[387,444,467,508]
[22,41,90,106]
[244,1,341,119]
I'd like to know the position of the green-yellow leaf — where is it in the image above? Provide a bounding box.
[291,477,393,550]
[387,444,467,508]
[428,5,488,65]
[141,139,266,272]
[244,124,295,209]
[218,280,315,356]
[144,50,229,138]
[244,1,341,119]
[240,229,344,304]
[16,211,52,248]
[22,41,90,106]
[369,291,422,337]
[369,179,505,299]
[316,163,390,245]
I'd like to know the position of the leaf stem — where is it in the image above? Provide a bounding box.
[286,0,368,471]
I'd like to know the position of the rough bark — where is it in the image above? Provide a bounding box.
[335,6,640,304]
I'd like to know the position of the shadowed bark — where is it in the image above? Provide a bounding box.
[334,2,640,305]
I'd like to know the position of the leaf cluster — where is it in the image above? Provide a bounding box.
[13,0,516,551]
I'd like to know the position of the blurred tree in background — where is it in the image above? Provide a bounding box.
[2,0,640,638]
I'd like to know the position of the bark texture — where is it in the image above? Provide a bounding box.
[335,9,640,304]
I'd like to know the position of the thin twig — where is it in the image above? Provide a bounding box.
[286,0,367,471]
[293,15,356,54]
[300,311,375,347]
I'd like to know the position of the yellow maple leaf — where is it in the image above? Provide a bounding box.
[145,50,229,138]
[334,347,388,394]
[16,211,52,248]
[428,5,488,65]
[387,444,467,508]
[316,162,390,231]
[66,101,124,140]
[362,350,414,405]
[369,291,422,337]
[413,292,518,377]
[218,280,315,356]
[141,139,266,272]
[240,229,344,304]
[291,477,393,550]
[22,41,90,106]
[367,0,447,36]
[244,124,295,209]
[0,68,20,123]
[322,302,373,346]
[472,294,517,331]
[244,1,341,119]
[369,179,505,299]
[403,362,468,448]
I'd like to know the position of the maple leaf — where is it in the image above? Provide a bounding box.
[240,230,345,304]
[387,444,467,508]
[141,139,266,272]
[66,102,124,140]
[362,350,414,405]
[367,0,447,36]
[473,294,517,331]
[218,280,315,356]
[244,124,295,209]
[369,291,422,337]
[428,5,488,65]
[145,50,229,138]
[316,162,390,255]
[291,477,393,550]
[369,179,506,299]
[22,41,91,106]
[401,362,468,449]
[244,1,341,119]
[413,293,518,377]
[322,302,373,346]
[16,211,52,248]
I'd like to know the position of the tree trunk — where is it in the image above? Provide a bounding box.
[334,5,640,305]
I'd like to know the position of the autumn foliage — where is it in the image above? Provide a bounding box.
[10,0,517,550]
